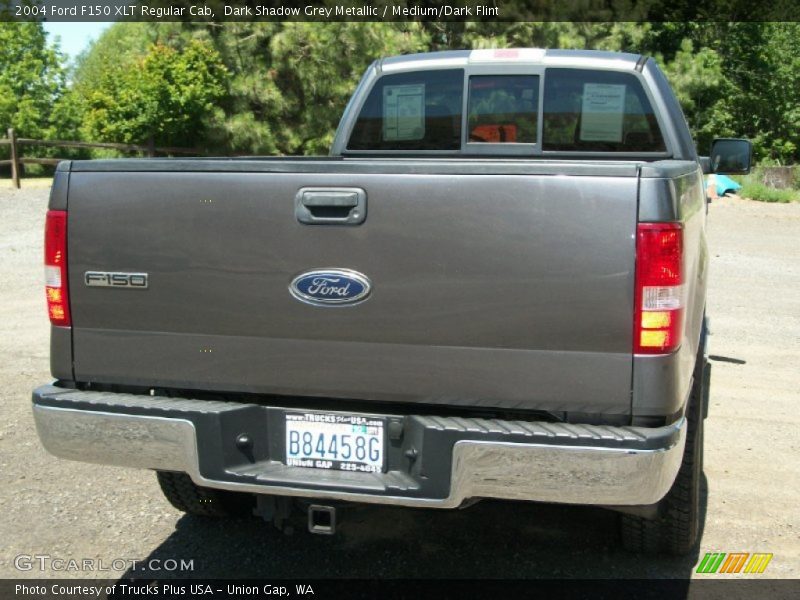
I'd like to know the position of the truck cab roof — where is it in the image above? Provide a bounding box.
[378,48,645,73]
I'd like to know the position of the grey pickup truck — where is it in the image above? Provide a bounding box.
[33,49,751,555]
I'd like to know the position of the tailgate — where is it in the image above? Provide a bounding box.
[67,164,638,414]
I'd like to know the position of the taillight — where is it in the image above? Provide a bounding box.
[634,222,683,354]
[45,210,70,326]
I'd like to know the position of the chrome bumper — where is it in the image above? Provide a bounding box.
[33,385,686,508]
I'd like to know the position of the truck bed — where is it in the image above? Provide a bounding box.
[60,158,645,417]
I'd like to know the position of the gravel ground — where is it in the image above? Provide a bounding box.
[0,184,797,580]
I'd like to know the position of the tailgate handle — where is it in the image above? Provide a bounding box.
[295,188,367,225]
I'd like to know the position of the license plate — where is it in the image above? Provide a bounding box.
[284,412,385,473]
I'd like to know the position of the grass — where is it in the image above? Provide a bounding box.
[731,166,799,203]
[738,181,798,203]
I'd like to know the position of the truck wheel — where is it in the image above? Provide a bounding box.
[156,471,255,518]
[620,349,706,555]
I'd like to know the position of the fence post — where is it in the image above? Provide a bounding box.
[8,128,20,189]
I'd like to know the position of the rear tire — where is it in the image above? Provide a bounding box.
[156,471,255,518]
[620,347,706,555]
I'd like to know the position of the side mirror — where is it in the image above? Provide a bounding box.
[710,138,752,175]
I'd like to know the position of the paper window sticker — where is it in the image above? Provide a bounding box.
[383,84,425,141]
[579,83,626,142]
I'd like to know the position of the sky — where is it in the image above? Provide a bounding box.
[42,22,112,62]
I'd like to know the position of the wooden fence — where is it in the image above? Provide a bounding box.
[0,128,205,188]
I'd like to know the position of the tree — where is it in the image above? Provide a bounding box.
[0,22,66,138]
[262,22,430,154]
[709,23,800,163]
[660,38,725,155]
[81,39,229,149]
[204,22,429,155]
[63,21,800,164]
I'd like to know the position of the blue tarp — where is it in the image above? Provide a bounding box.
[710,174,742,196]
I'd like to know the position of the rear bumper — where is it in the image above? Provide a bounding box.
[32,384,686,508]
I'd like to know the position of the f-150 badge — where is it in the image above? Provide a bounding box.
[85,271,148,289]
[289,269,371,306]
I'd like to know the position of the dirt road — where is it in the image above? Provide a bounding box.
[0,185,797,579]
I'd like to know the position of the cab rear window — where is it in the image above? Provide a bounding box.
[348,69,463,151]
[542,69,666,152]
[347,67,666,154]
[467,75,538,144]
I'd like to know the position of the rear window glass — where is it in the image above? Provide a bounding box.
[348,69,463,151]
[543,69,666,152]
[467,75,538,144]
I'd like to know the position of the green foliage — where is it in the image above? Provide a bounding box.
[208,22,429,155]
[3,20,800,171]
[737,166,799,202]
[269,23,429,154]
[696,23,800,163]
[80,39,228,149]
[739,181,798,203]
[0,22,66,139]
[660,39,725,154]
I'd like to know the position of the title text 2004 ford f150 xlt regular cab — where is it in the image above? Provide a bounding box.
[32,49,752,555]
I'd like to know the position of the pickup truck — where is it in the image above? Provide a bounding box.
[32,49,752,555]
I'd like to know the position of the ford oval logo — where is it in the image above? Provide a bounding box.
[289,269,371,306]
